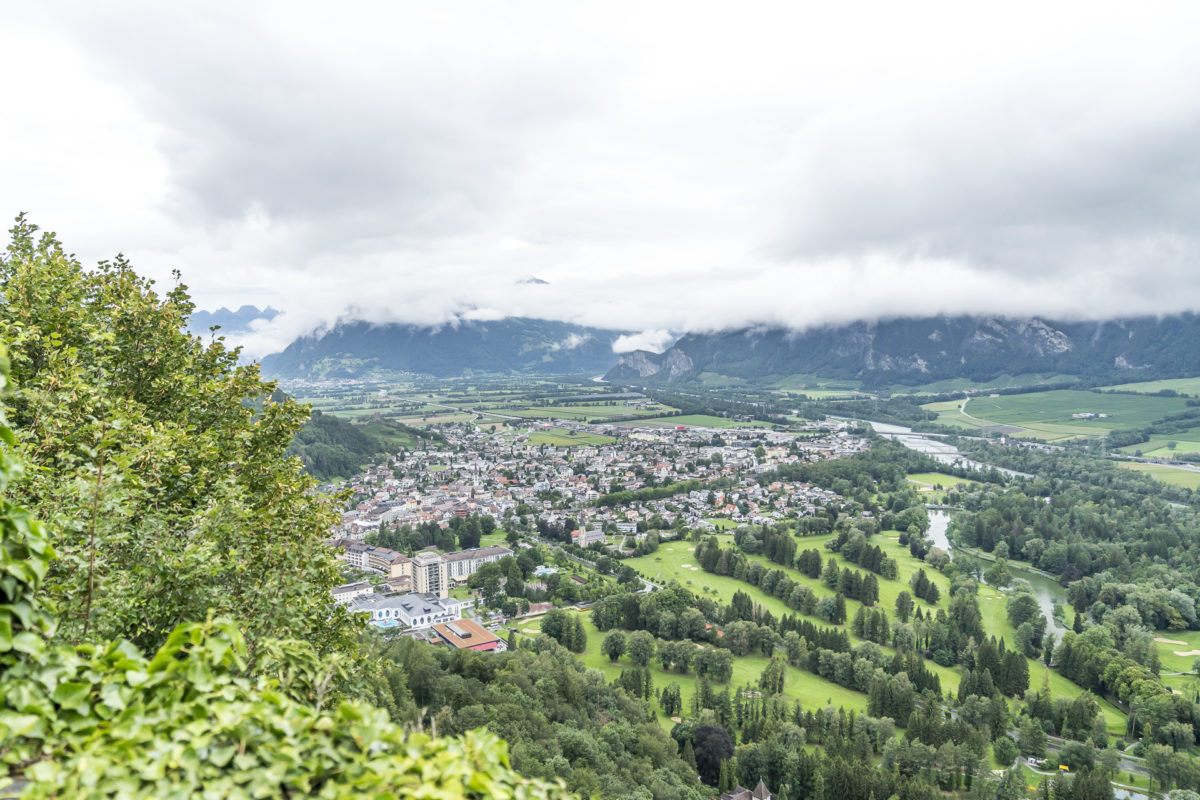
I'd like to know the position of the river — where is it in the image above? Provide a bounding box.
[865,420,1030,478]
[925,503,1068,637]
[867,420,1068,633]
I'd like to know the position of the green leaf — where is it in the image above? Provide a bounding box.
[51,681,91,710]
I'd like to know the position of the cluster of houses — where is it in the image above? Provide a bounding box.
[330,417,859,546]
[324,413,863,644]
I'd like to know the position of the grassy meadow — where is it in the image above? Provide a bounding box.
[906,472,982,503]
[527,429,616,447]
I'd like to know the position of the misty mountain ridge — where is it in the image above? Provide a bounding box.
[259,317,628,379]
[257,312,1200,384]
[604,314,1200,387]
[189,305,279,336]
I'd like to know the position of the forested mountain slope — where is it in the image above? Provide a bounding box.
[607,315,1200,386]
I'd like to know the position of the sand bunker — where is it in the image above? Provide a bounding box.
[1156,637,1187,645]
[1173,649,1200,657]
[681,564,693,569]
[522,628,538,635]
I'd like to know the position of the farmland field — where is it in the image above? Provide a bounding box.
[1118,461,1200,490]
[885,374,1080,396]
[503,403,674,421]
[1116,426,1200,458]
[1097,376,1200,396]
[922,390,1190,442]
[623,414,775,429]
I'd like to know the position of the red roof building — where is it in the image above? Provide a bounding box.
[430,618,505,652]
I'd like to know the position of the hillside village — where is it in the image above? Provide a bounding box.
[327,416,866,646]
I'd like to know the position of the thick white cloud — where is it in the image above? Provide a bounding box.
[613,330,676,354]
[4,2,1200,357]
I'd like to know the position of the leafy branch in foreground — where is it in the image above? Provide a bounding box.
[0,347,572,798]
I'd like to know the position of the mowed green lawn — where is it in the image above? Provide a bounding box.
[516,609,867,731]
[627,535,961,695]
[1152,630,1200,674]
[1117,461,1200,489]
[629,533,1127,733]
[975,587,1126,736]
[527,429,616,447]
[906,472,980,488]
[906,472,982,503]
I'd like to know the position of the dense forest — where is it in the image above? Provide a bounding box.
[286,409,442,480]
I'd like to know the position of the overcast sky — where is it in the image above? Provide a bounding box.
[4,2,1200,356]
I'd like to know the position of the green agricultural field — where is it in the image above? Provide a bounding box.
[355,420,423,450]
[1117,429,1200,458]
[504,405,668,421]
[886,374,1079,396]
[407,413,477,425]
[923,390,1191,442]
[1097,376,1200,396]
[624,414,775,429]
[768,375,863,393]
[966,390,1187,429]
[527,429,616,447]
[1118,461,1200,490]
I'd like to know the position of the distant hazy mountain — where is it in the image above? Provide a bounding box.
[605,315,1200,386]
[189,305,279,336]
[260,317,627,378]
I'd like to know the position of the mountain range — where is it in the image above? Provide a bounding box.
[251,312,1200,385]
[259,317,626,378]
[604,315,1200,386]
[188,305,279,336]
